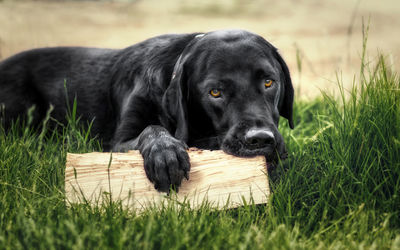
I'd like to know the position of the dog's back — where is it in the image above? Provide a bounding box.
[0,47,117,138]
[0,33,197,148]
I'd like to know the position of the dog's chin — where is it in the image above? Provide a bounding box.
[221,141,276,160]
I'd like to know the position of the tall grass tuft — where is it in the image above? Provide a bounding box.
[273,53,400,244]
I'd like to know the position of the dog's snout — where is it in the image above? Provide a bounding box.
[244,129,276,148]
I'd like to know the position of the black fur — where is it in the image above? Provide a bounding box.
[0,30,294,192]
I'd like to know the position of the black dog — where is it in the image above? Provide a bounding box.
[0,29,294,192]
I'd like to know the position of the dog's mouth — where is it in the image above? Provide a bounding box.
[189,133,287,161]
[221,136,279,160]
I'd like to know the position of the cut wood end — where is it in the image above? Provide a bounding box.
[65,148,270,212]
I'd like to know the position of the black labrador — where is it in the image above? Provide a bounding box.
[0,29,294,192]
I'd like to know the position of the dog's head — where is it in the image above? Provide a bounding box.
[162,30,294,161]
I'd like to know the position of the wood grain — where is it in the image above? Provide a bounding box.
[65,148,270,211]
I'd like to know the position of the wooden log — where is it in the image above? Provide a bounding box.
[65,148,270,212]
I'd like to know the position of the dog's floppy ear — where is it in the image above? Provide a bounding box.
[162,55,189,142]
[274,50,294,129]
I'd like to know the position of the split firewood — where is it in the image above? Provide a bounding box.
[65,148,270,212]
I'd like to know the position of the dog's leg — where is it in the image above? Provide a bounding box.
[113,125,190,193]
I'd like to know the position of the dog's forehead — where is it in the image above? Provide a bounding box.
[192,30,274,63]
[198,30,272,49]
[203,29,256,41]
[194,40,276,72]
[186,30,281,84]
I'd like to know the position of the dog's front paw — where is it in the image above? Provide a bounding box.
[140,137,190,193]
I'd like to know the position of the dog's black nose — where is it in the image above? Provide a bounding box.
[244,129,276,149]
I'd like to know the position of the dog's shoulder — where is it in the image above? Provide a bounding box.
[117,33,202,65]
[110,33,202,91]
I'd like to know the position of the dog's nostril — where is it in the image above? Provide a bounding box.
[244,129,276,148]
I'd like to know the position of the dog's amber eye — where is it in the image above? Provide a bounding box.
[264,79,273,88]
[210,89,221,97]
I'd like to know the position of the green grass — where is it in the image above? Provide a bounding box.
[1,55,400,249]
